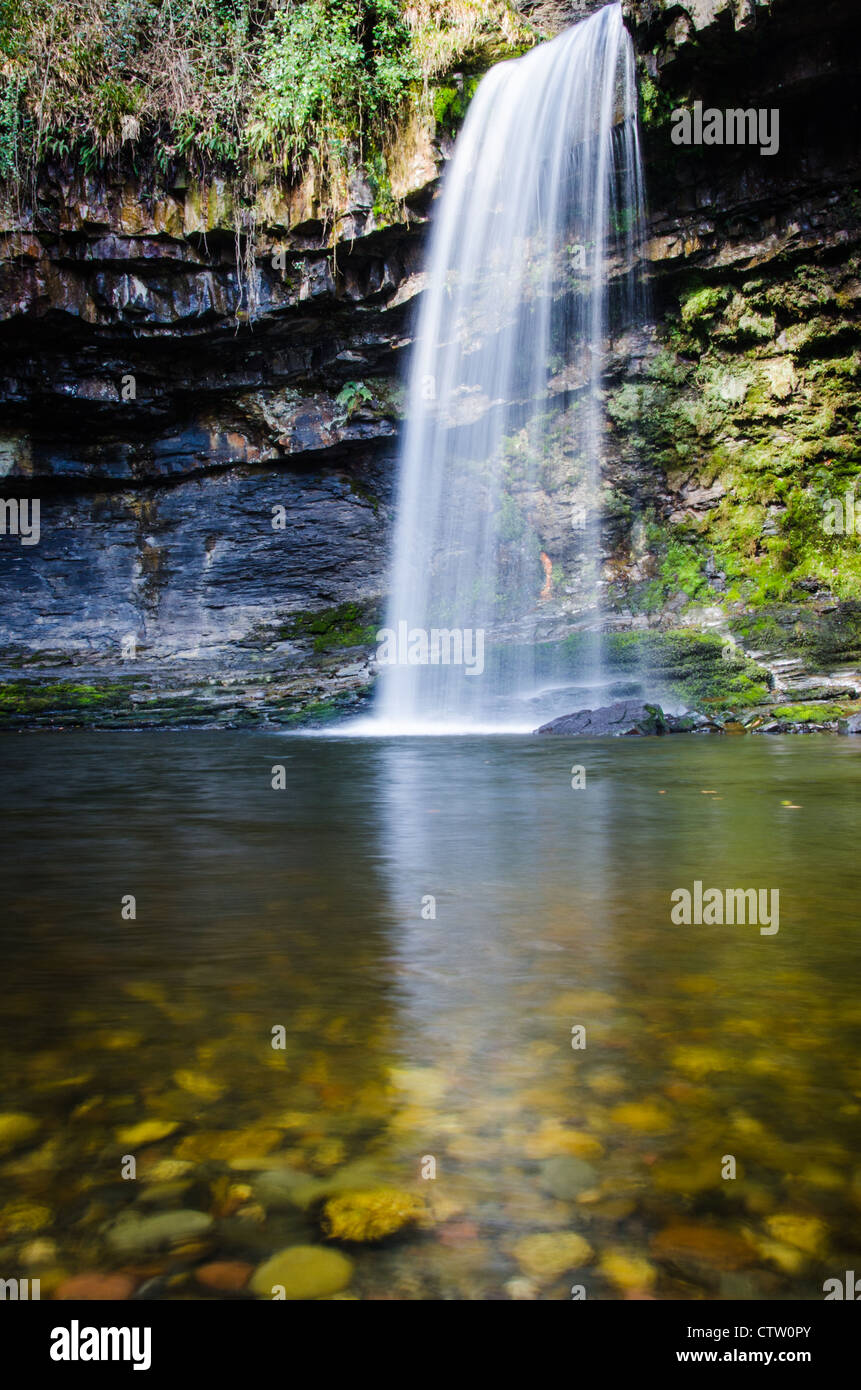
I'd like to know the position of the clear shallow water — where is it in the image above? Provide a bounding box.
[1,732,860,1299]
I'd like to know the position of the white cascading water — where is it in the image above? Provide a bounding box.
[374,2,645,732]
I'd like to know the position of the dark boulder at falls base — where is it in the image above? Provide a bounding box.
[534,702,725,736]
[534,701,670,736]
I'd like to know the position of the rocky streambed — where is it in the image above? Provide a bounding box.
[2,731,860,1302]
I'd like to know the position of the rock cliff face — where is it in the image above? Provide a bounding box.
[609,0,861,704]
[0,140,437,724]
[1,0,860,726]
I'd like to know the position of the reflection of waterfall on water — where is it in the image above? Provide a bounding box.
[376,737,614,1082]
[373,3,646,733]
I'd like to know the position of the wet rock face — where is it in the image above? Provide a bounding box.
[623,0,861,90]
[0,165,425,714]
[515,0,608,35]
[0,187,423,485]
[599,0,861,697]
[0,462,390,664]
[626,0,861,246]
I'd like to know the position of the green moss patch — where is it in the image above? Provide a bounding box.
[432,75,480,133]
[771,702,850,723]
[0,679,135,725]
[277,601,380,653]
[607,250,861,631]
[277,685,373,727]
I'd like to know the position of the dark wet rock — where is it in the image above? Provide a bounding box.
[216,1212,309,1256]
[755,718,838,734]
[535,701,731,736]
[664,710,724,733]
[0,470,387,664]
[535,701,670,736]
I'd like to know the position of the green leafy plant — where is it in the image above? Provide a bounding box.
[334,379,375,422]
[0,1,534,219]
[247,0,418,175]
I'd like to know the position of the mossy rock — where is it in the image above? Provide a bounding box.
[0,679,135,726]
[276,601,379,653]
[680,284,731,327]
[321,1187,428,1243]
[771,702,849,723]
[731,602,861,668]
[431,76,481,133]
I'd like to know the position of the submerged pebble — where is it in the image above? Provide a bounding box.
[322,1188,428,1243]
[505,1276,540,1300]
[651,1224,755,1270]
[55,1273,137,1301]
[524,1121,604,1160]
[610,1100,674,1133]
[173,1070,225,1101]
[0,1112,40,1155]
[599,1250,657,1292]
[511,1232,593,1281]
[105,1209,214,1255]
[538,1156,598,1201]
[115,1120,179,1147]
[764,1213,827,1256]
[175,1129,281,1162]
[20,1238,58,1266]
[250,1245,354,1299]
[252,1167,322,1211]
[0,1200,51,1235]
[195,1261,253,1292]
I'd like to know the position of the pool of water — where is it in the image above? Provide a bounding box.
[1,732,859,1299]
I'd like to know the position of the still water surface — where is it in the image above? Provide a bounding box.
[1,733,859,1299]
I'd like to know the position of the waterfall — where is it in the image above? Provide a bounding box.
[375,2,645,733]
